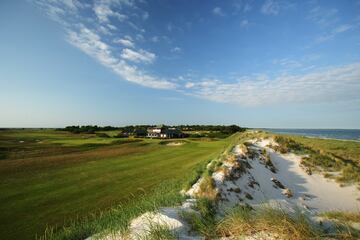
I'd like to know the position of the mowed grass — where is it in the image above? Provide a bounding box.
[0,129,233,240]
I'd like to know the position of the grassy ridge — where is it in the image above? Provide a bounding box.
[0,129,236,240]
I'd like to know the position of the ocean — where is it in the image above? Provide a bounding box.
[263,129,360,141]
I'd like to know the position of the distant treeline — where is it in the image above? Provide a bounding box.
[59,125,120,134]
[178,125,245,134]
[59,124,245,135]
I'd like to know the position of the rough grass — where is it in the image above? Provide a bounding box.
[196,175,218,201]
[0,129,236,240]
[320,211,360,223]
[180,198,217,239]
[143,223,177,240]
[217,205,322,240]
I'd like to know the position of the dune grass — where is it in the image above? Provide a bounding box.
[320,211,360,224]
[0,129,237,240]
[216,204,326,240]
[268,134,360,185]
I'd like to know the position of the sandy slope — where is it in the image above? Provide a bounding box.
[218,139,360,213]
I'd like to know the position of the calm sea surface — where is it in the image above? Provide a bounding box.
[263,129,360,141]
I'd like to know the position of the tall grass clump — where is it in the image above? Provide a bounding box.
[180,198,217,239]
[320,211,360,224]
[217,205,323,240]
[143,223,177,240]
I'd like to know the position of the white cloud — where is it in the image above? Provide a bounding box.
[32,0,176,90]
[142,11,149,20]
[107,24,117,30]
[167,22,173,31]
[240,19,249,28]
[150,36,159,42]
[261,0,280,15]
[272,58,302,68]
[185,82,195,88]
[171,47,182,53]
[316,24,353,43]
[67,26,174,89]
[243,3,252,12]
[114,38,135,47]
[213,7,225,16]
[233,0,252,14]
[121,48,156,64]
[187,63,360,106]
[93,2,127,23]
[307,6,339,27]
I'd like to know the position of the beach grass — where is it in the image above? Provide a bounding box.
[269,133,360,185]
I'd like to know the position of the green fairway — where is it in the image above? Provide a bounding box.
[0,129,235,240]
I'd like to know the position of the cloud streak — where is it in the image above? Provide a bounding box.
[185,63,360,106]
[67,26,175,89]
[121,48,156,64]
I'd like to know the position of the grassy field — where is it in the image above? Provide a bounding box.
[0,129,236,240]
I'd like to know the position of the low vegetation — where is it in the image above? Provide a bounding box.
[320,211,360,224]
[217,205,322,240]
[270,134,360,185]
[180,198,217,239]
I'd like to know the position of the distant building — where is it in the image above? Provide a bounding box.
[147,125,183,138]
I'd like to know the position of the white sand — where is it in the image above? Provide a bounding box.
[90,199,202,240]
[218,139,360,213]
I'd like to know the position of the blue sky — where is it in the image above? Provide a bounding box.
[1,0,360,128]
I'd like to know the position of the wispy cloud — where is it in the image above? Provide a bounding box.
[33,0,176,90]
[240,19,250,28]
[272,58,302,69]
[261,0,280,15]
[142,11,149,20]
[121,48,156,64]
[261,0,295,16]
[171,47,182,53]
[213,7,225,16]
[114,38,135,48]
[93,1,127,23]
[307,6,339,27]
[68,26,175,89]
[316,24,353,43]
[185,63,360,106]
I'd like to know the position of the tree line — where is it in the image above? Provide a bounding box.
[59,125,245,135]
